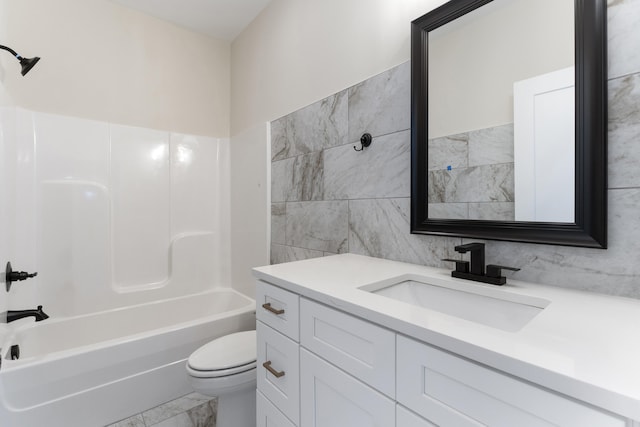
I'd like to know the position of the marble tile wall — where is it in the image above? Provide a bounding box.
[271,61,461,267]
[270,0,640,300]
[106,393,217,427]
[428,123,515,221]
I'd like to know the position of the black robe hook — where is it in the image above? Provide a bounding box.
[354,133,372,151]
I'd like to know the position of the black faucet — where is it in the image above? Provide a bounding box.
[454,243,486,275]
[442,242,519,286]
[6,305,49,323]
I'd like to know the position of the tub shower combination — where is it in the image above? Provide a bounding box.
[0,109,253,426]
[0,288,255,426]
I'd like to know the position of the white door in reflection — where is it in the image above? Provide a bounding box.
[514,66,575,222]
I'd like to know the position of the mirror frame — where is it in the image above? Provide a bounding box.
[411,0,607,248]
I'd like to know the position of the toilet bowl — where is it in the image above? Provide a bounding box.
[186,330,257,427]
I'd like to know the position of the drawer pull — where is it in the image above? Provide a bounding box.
[262,302,285,315]
[262,360,286,378]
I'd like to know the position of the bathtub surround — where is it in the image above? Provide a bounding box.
[270,0,640,299]
[0,108,230,316]
[0,107,243,426]
[108,393,217,427]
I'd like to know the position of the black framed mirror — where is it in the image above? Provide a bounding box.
[411,0,607,248]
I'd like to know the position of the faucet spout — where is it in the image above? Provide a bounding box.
[6,305,49,323]
[454,243,485,275]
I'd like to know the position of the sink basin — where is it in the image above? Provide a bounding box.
[360,275,549,332]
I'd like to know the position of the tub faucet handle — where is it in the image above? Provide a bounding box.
[5,261,38,292]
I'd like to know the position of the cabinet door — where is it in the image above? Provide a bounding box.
[257,391,297,427]
[256,280,300,341]
[257,321,300,424]
[300,298,395,397]
[397,336,627,427]
[396,405,437,427]
[300,348,394,427]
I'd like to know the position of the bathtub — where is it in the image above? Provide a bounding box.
[0,288,255,427]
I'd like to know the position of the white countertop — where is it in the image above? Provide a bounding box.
[253,253,640,421]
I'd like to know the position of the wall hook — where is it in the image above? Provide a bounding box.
[354,133,372,151]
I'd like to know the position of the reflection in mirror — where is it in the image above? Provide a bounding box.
[426,0,575,222]
[410,0,607,248]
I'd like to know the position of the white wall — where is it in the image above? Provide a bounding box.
[230,0,447,136]
[428,0,574,138]
[230,123,270,297]
[229,0,448,289]
[0,0,230,137]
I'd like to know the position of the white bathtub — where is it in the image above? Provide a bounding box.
[0,288,255,427]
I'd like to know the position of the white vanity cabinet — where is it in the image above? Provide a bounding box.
[256,279,636,427]
[256,280,300,426]
[397,336,627,427]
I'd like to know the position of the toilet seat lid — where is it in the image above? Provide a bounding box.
[188,330,256,371]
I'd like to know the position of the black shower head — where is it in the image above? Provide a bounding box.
[0,44,40,76]
[19,56,40,76]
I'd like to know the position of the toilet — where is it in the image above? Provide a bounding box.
[186,330,257,427]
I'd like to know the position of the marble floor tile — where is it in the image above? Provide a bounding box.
[608,0,640,80]
[187,402,216,427]
[150,413,193,427]
[106,414,146,427]
[608,72,640,188]
[324,130,410,200]
[271,90,348,161]
[142,394,211,426]
[348,198,461,267]
[348,62,410,141]
[285,201,348,253]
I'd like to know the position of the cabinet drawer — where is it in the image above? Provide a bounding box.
[396,405,437,427]
[256,280,300,341]
[300,298,395,398]
[257,321,300,424]
[397,336,627,427]
[300,348,395,427]
[257,390,297,427]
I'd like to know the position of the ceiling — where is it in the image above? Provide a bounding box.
[110,0,272,41]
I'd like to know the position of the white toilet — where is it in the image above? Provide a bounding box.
[186,330,257,427]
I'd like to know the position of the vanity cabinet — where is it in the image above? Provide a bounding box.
[256,280,633,427]
[397,336,626,427]
[300,348,395,426]
[256,281,300,425]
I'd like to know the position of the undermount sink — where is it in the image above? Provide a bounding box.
[359,275,549,332]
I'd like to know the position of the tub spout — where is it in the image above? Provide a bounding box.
[6,305,49,323]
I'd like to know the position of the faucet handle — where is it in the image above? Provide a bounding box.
[486,264,520,279]
[442,258,470,274]
[5,262,38,292]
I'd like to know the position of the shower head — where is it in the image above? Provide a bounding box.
[0,44,40,76]
[19,56,40,76]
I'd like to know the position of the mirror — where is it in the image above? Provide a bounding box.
[411,0,607,248]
